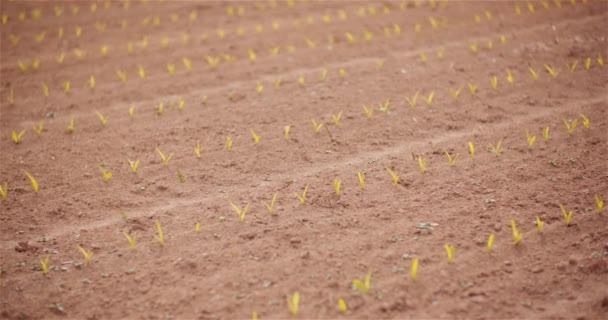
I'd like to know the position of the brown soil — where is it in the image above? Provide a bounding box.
[1,1,608,319]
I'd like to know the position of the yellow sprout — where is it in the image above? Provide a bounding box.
[0,182,7,200]
[542,127,550,142]
[294,184,309,204]
[311,119,324,134]
[410,258,419,281]
[138,65,146,79]
[353,271,372,293]
[25,171,39,192]
[41,82,49,97]
[248,49,257,61]
[66,115,75,133]
[206,56,220,69]
[155,148,173,165]
[470,42,478,53]
[298,75,305,86]
[89,75,96,90]
[362,105,374,119]
[99,166,113,181]
[562,118,578,135]
[405,91,420,108]
[155,220,165,246]
[437,48,445,59]
[444,244,455,264]
[357,172,365,190]
[284,126,292,140]
[250,129,261,144]
[560,204,574,226]
[338,298,347,313]
[167,64,176,75]
[256,83,263,94]
[182,57,192,71]
[128,105,136,119]
[536,216,544,233]
[490,76,498,91]
[40,256,50,275]
[377,60,384,70]
[195,222,201,233]
[418,156,427,173]
[128,159,140,173]
[567,61,578,73]
[287,292,300,316]
[595,195,604,213]
[487,234,495,253]
[178,99,185,110]
[598,53,604,67]
[64,81,71,94]
[526,130,537,147]
[529,67,539,80]
[423,92,435,106]
[580,114,590,129]
[333,179,342,196]
[274,78,282,88]
[511,219,522,245]
[332,111,343,126]
[468,142,475,159]
[419,52,427,63]
[488,140,503,156]
[157,102,164,115]
[506,69,514,84]
[11,130,26,144]
[226,136,233,150]
[544,64,558,78]
[194,142,201,159]
[449,86,463,100]
[77,245,94,263]
[95,111,108,126]
[379,99,391,113]
[584,57,591,70]
[320,69,328,81]
[445,151,458,167]
[177,169,186,183]
[339,68,347,77]
[264,192,278,214]
[231,203,250,222]
[386,167,400,184]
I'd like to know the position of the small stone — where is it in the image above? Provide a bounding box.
[503,260,512,266]
[531,267,544,273]
[290,237,302,245]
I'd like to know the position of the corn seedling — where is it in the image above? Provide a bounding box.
[567,61,578,73]
[294,184,309,204]
[167,64,176,75]
[449,86,463,100]
[182,58,192,72]
[362,105,374,119]
[65,115,75,133]
[18,61,29,73]
[311,119,324,133]
[580,114,590,129]
[419,52,427,63]
[41,82,50,97]
[194,142,202,159]
[264,192,278,214]
[256,83,263,94]
[470,42,478,53]
[157,102,165,115]
[584,57,591,70]
[195,222,201,233]
[562,118,578,135]
[338,298,347,313]
[89,75,96,90]
[287,292,300,316]
[320,69,328,81]
[226,136,233,150]
[423,92,435,106]
[274,78,282,88]
[488,140,504,156]
[529,67,539,80]
[248,49,257,61]
[410,258,419,281]
[231,203,250,222]
[64,81,71,94]
[598,53,604,67]
[405,91,420,108]
[377,60,384,70]
[155,148,173,165]
[95,111,108,126]
[544,64,558,78]
[358,172,365,189]
[178,99,185,110]
[284,126,292,140]
[11,130,26,144]
[560,204,574,226]
[206,56,220,69]
[25,171,39,192]
[525,130,537,147]
[339,68,347,77]
[490,76,498,91]
[445,151,458,167]
[155,220,165,246]
[437,48,445,59]
[127,105,136,119]
[468,141,475,159]
[487,234,495,253]
[332,111,343,126]
[177,169,186,183]
[298,75,305,86]
[99,166,113,181]
[595,195,604,213]
[444,244,455,263]
[333,179,342,196]
[40,256,50,275]
[353,271,372,293]
[0,182,7,200]
[511,219,522,245]
[506,69,514,84]
[386,167,400,184]
[127,159,140,173]
[418,156,427,173]
[250,129,261,144]
[78,245,94,263]
[542,127,550,142]
[536,216,544,233]
[379,99,391,113]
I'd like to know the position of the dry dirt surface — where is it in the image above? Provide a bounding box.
[1,0,608,319]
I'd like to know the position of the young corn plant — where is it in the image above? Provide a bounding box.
[33,121,44,136]
[231,202,250,222]
[264,192,278,214]
[379,99,391,113]
[287,292,300,316]
[529,67,539,80]
[488,139,502,156]
[99,166,113,181]
[506,69,514,84]
[77,245,94,264]
[526,130,537,147]
[129,105,136,119]
[542,127,550,142]
[362,105,374,119]
[536,216,544,233]
[128,159,140,173]
[560,204,574,226]
[155,220,165,246]
[445,151,458,167]
[155,148,173,165]
[177,169,186,183]
[580,114,590,129]
[444,244,455,264]
[332,111,343,126]
[11,130,26,144]
[418,156,427,173]
[357,172,365,189]
[284,126,292,140]
[157,102,164,115]
[250,129,261,144]
[194,142,202,159]
[311,119,324,134]
[25,171,39,192]
[410,258,419,281]
[468,142,475,159]
[487,234,495,253]
[567,61,578,73]
[467,83,478,96]
[123,232,136,250]
[333,179,342,196]
[511,219,523,245]
[386,167,400,184]
[352,271,372,293]
[563,118,578,135]
[0,182,8,200]
[40,256,50,275]
[66,114,75,133]
[490,76,498,91]
[195,222,201,233]
[449,86,463,100]
[585,57,591,70]
[423,92,435,106]
[405,91,420,108]
[294,184,309,204]
[544,64,558,78]
[595,195,604,213]
[226,136,233,150]
[338,299,347,313]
